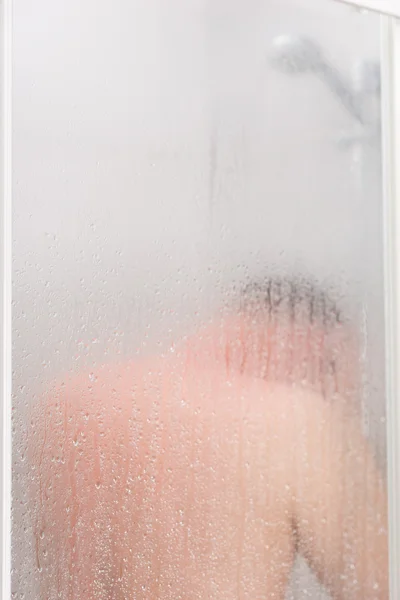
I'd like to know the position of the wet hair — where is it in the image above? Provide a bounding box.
[239,274,344,329]
[234,274,356,399]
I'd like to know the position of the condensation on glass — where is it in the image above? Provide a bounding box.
[12,0,388,599]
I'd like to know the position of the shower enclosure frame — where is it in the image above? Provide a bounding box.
[336,0,400,18]
[1,0,12,598]
[1,0,400,598]
[378,11,400,600]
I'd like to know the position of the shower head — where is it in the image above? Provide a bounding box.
[269,34,365,124]
[269,35,325,75]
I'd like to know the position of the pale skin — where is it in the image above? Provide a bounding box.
[29,307,389,599]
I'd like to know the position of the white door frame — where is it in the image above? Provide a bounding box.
[1,1,400,599]
[336,0,400,18]
[380,12,400,600]
[1,0,12,597]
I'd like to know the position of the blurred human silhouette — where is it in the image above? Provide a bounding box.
[29,276,388,599]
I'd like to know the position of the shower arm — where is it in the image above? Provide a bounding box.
[269,35,381,148]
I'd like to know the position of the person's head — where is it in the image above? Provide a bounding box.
[184,274,360,404]
[237,274,360,401]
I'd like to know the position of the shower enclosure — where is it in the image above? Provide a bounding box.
[2,0,400,597]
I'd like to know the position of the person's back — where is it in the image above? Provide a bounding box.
[29,277,388,599]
